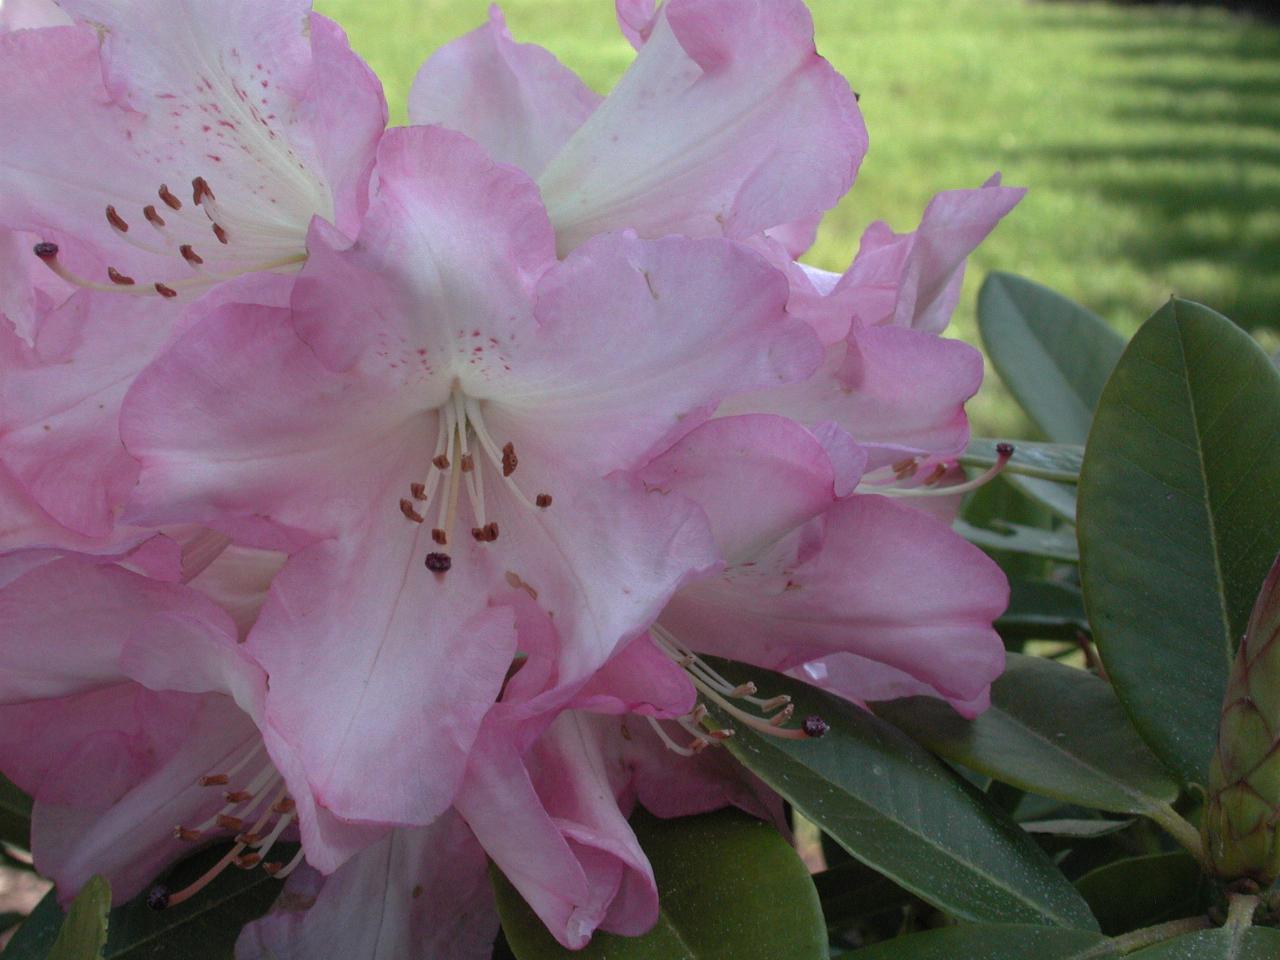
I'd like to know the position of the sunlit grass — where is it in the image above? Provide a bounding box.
[315,0,1280,436]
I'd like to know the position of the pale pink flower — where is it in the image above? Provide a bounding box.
[119,124,821,828]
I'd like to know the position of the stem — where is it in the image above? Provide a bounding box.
[1078,916,1211,957]
[1148,803,1212,871]
[1225,892,1260,934]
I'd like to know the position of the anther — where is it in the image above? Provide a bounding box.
[399,498,424,523]
[173,826,203,842]
[769,704,796,726]
[33,241,59,259]
[432,454,450,470]
[471,527,485,542]
[235,832,262,845]
[708,729,735,741]
[199,774,230,787]
[923,464,948,485]
[271,797,296,815]
[502,442,518,477]
[235,853,262,870]
[425,552,452,573]
[223,790,253,803]
[106,205,129,232]
[216,815,244,832]
[262,862,284,877]
[180,244,204,265]
[192,176,215,205]
[460,454,474,473]
[730,682,758,697]
[154,282,179,299]
[108,266,136,286]
[146,886,171,911]
[212,223,229,245]
[893,457,919,478]
[410,482,427,500]
[802,715,830,738]
[431,528,448,545]
[159,184,183,210]
[144,204,166,228]
[535,494,552,509]
[484,522,499,541]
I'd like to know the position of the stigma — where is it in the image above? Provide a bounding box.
[399,387,553,575]
[32,175,307,300]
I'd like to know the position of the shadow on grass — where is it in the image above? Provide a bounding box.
[1022,4,1280,330]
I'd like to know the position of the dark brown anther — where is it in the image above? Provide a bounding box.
[180,244,204,265]
[431,528,448,545]
[223,790,253,803]
[409,482,426,500]
[192,176,215,205]
[891,457,917,476]
[262,862,284,877]
[154,282,179,299]
[146,886,171,911]
[235,832,261,845]
[173,826,202,842]
[535,493,553,509]
[235,853,262,870]
[399,498,424,523]
[106,205,129,232]
[460,454,474,473]
[159,184,183,210]
[425,552,452,573]
[33,241,59,259]
[923,464,948,486]
[802,715,829,739]
[199,774,230,786]
[212,222,229,245]
[432,454,450,470]
[143,204,166,228]
[484,522,499,542]
[216,815,244,832]
[108,266,136,286]
[471,527,486,542]
[271,796,296,815]
[502,442,518,477]
[996,442,1015,457]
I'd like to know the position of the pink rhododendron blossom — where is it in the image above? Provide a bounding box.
[120,124,820,828]
[0,0,386,544]
[0,548,385,904]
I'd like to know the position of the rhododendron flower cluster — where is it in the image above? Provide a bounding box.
[0,0,1022,954]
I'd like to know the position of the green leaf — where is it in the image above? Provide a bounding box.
[701,658,1097,930]
[495,809,825,960]
[1006,475,1078,523]
[962,439,1084,483]
[997,579,1090,640]
[848,924,1112,959]
[48,877,109,960]
[1075,852,1204,936]
[1126,928,1280,958]
[874,654,1181,823]
[1020,819,1134,839]
[812,860,916,929]
[1078,299,1280,784]
[0,775,32,850]
[3,845,293,960]
[955,519,1080,562]
[978,272,1126,444]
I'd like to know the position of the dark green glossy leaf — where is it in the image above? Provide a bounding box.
[1020,819,1133,839]
[48,876,109,960]
[813,860,915,929]
[701,658,1097,930]
[0,775,32,851]
[963,478,1055,583]
[1078,300,1280,784]
[978,272,1125,444]
[496,809,825,960]
[4,845,294,960]
[955,520,1079,562]
[875,654,1180,823]
[1005,475,1077,523]
[962,439,1083,483]
[997,580,1089,640]
[1075,852,1204,936]
[1127,928,1280,958]
[849,924,1112,959]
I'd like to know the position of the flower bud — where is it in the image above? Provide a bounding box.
[1203,553,1280,884]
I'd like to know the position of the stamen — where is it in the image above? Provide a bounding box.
[180,244,204,266]
[267,848,307,879]
[876,443,1015,499]
[460,454,474,473]
[536,494,552,509]
[431,529,448,545]
[223,790,253,804]
[198,774,230,787]
[173,826,202,842]
[399,499,424,524]
[212,222,229,245]
[106,205,129,232]
[192,176,215,205]
[144,205,166,228]
[646,716,696,757]
[216,815,244,832]
[154,282,179,299]
[432,454,450,470]
[159,184,183,210]
[410,482,427,500]
[108,267,136,286]
[235,853,262,870]
[502,442,518,477]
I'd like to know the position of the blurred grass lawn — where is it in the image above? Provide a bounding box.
[315,0,1280,435]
